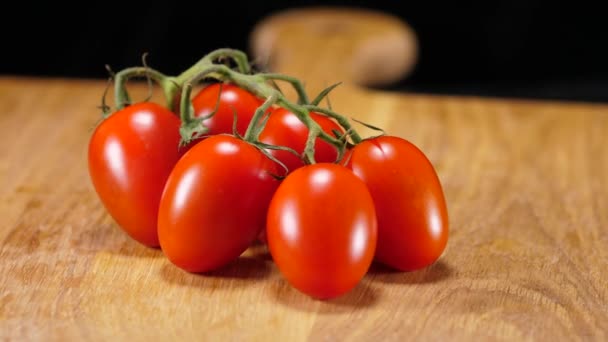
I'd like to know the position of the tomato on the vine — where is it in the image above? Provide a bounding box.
[192,83,264,136]
[88,102,184,247]
[267,163,377,299]
[259,108,344,173]
[158,134,280,273]
[347,136,449,271]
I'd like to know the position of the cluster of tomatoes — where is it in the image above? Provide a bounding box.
[88,50,448,300]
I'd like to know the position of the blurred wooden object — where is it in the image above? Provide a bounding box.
[250,7,418,89]
[0,7,607,341]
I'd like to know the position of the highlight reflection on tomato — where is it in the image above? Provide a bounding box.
[158,135,280,273]
[348,136,449,271]
[88,102,184,247]
[267,163,377,299]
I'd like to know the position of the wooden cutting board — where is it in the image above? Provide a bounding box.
[1,7,607,341]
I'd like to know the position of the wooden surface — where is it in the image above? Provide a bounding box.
[2,7,608,341]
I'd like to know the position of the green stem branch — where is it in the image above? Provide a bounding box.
[171,48,359,162]
[261,73,310,104]
[244,93,278,142]
[114,67,173,110]
[303,105,363,144]
[204,48,251,74]
[278,100,344,164]
[175,49,252,86]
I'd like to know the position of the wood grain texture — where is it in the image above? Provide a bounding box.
[1,8,608,341]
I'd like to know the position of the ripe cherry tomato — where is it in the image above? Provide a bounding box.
[191,83,264,136]
[348,136,449,271]
[158,135,280,273]
[88,102,184,247]
[259,108,344,173]
[267,163,377,299]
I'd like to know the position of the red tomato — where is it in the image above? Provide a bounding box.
[88,102,184,247]
[267,163,377,299]
[259,108,344,173]
[158,135,280,273]
[191,83,264,136]
[348,136,449,271]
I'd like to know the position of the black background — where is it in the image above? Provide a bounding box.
[3,1,607,102]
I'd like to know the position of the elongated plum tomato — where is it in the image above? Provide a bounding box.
[158,135,280,273]
[348,136,449,271]
[88,102,184,247]
[267,163,377,299]
[259,108,344,173]
[191,83,264,136]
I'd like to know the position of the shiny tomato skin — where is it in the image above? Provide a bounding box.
[267,163,377,299]
[259,108,344,173]
[191,83,264,136]
[158,135,280,273]
[88,102,184,247]
[348,136,449,271]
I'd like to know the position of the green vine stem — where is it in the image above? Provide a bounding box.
[176,60,360,163]
[110,49,254,116]
[244,93,279,141]
[303,105,363,144]
[310,82,342,106]
[277,99,346,163]
[108,48,364,165]
[113,67,178,111]
[260,73,310,105]
[175,48,252,85]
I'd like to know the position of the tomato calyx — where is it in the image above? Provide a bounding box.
[350,117,387,143]
[309,81,343,106]
[240,93,298,179]
[97,75,114,119]
[177,82,225,147]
